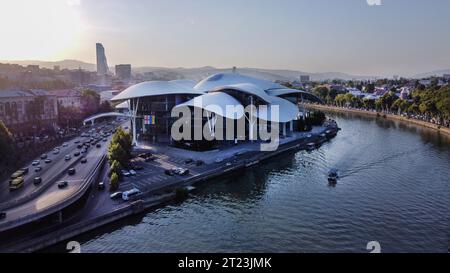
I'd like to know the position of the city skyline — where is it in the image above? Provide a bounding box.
[0,0,450,77]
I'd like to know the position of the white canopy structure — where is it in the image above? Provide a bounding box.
[254,96,299,123]
[111,80,202,101]
[194,73,284,93]
[174,92,245,120]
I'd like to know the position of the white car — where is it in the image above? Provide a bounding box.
[64,155,71,161]
[53,149,59,154]
[129,169,137,176]
[121,170,131,177]
[122,188,141,201]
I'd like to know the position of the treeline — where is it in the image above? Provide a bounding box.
[313,84,450,125]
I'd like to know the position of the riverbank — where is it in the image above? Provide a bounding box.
[1,123,339,253]
[306,104,450,136]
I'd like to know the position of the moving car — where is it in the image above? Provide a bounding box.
[110,192,123,199]
[40,154,47,159]
[58,181,68,189]
[35,166,42,172]
[9,177,24,190]
[21,167,29,174]
[0,212,6,220]
[62,142,69,147]
[98,182,105,190]
[68,168,76,175]
[34,177,42,185]
[44,159,52,164]
[32,160,40,166]
[129,169,137,176]
[80,157,87,164]
[53,149,59,154]
[65,155,71,161]
[122,188,141,201]
[74,151,80,157]
[11,170,25,180]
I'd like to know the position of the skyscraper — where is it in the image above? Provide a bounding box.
[96,43,109,76]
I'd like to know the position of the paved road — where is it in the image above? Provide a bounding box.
[0,121,119,231]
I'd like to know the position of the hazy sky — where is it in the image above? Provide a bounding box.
[1,0,450,77]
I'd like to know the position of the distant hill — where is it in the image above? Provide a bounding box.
[133,66,377,82]
[413,69,450,79]
[0,59,96,71]
[1,59,379,81]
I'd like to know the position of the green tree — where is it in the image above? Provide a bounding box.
[110,172,119,191]
[0,120,14,166]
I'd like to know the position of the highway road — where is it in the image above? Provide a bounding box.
[0,122,114,206]
[0,121,121,231]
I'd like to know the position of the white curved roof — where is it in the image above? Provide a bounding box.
[253,96,299,123]
[211,83,276,103]
[115,101,129,109]
[174,92,244,120]
[266,88,323,103]
[194,73,284,93]
[111,80,203,101]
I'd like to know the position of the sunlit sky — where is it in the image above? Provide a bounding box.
[0,0,449,76]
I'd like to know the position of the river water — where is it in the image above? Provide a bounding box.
[73,112,450,253]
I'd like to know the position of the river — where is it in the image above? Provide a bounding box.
[62,112,450,252]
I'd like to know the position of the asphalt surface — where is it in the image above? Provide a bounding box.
[0,121,118,230]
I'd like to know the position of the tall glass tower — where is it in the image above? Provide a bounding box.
[96,43,109,76]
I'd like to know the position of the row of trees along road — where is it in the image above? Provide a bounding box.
[0,120,15,176]
[313,84,450,126]
[107,127,132,191]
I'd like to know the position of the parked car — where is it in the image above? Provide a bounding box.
[53,149,59,154]
[195,160,204,166]
[58,181,68,189]
[77,144,83,149]
[96,143,101,148]
[44,159,52,164]
[68,168,76,175]
[172,167,189,176]
[164,169,174,176]
[184,158,194,164]
[129,169,137,176]
[74,140,80,144]
[98,182,105,190]
[40,154,47,159]
[74,151,80,157]
[35,166,42,172]
[122,188,141,201]
[65,155,71,161]
[34,177,42,185]
[121,170,131,177]
[62,142,68,147]
[0,212,6,220]
[32,160,40,166]
[130,163,144,170]
[80,157,87,164]
[110,191,123,199]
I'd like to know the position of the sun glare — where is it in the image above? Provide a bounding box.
[0,0,83,61]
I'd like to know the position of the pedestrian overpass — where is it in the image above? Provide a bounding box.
[83,112,131,125]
